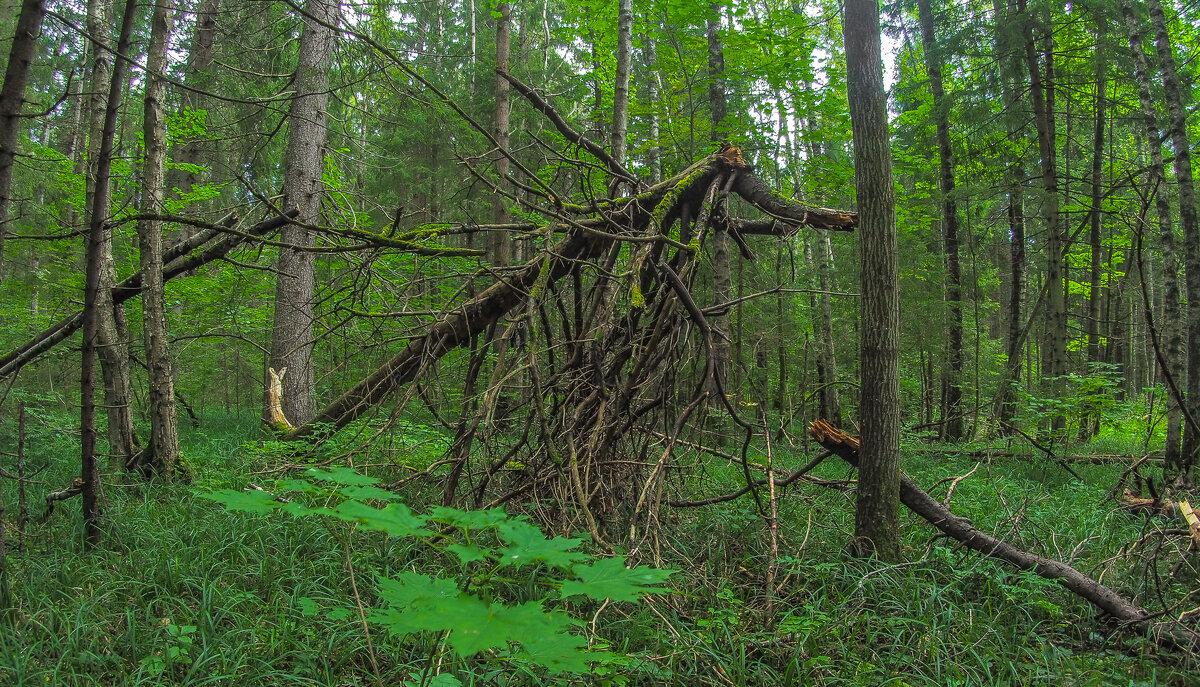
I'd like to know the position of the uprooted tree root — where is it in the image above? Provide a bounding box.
[808,418,1200,652]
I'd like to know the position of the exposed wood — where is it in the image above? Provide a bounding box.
[266,367,293,431]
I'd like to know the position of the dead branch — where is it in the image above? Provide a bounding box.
[808,419,1200,650]
[0,209,299,379]
[43,477,84,520]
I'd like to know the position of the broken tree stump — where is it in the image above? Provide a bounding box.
[265,366,293,432]
[808,419,1200,650]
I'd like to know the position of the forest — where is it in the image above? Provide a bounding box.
[1,0,1200,683]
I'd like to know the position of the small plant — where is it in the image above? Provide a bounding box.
[202,466,674,679]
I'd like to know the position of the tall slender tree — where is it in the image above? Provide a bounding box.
[1148,0,1200,484]
[1122,0,1183,469]
[916,0,964,441]
[707,2,733,411]
[133,0,179,478]
[0,0,46,273]
[268,0,339,426]
[81,0,138,545]
[845,0,901,561]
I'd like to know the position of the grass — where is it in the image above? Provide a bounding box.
[0,405,1197,685]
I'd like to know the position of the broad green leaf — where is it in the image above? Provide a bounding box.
[331,501,430,537]
[561,556,675,602]
[306,466,380,486]
[297,597,320,616]
[275,478,321,493]
[427,505,511,529]
[279,501,326,517]
[339,484,401,501]
[446,543,489,564]
[519,629,593,674]
[496,520,585,569]
[200,489,281,514]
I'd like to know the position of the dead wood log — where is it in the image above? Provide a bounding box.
[0,209,299,379]
[43,477,84,520]
[808,418,1200,649]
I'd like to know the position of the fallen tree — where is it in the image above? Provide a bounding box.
[808,419,1200,650]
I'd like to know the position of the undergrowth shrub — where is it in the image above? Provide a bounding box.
[203,466,674,684]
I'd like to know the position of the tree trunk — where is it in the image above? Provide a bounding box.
[643,19,662,185]
[993,0,1026,428]
[845,0,901,561]
[611,0,632,168]
[1020,2,1066,435]
[0,0,46,272]
[1083,45,1106,440]
[917,0,964,441]
[78,0,138,466]
[706,3,732,416]
[816,232,841,425]
[1122,0,1183,469]
[174,0,220,209]
[82,0,138,546]
[491,2,511,265]
[268,0,339,426]
[133,0,179,479]
[1148,0,1200,485]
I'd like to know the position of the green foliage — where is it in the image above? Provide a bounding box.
[202,466,675,677]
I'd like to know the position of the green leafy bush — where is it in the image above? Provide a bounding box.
[202,467,674,679]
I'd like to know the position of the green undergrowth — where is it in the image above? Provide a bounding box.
[0,409,1197,685]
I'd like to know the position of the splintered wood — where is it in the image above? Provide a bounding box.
[266,366,293,431]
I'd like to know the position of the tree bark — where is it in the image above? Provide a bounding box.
[643,19,662,185]
[491,1,511,266]
[1148,0,1200,484]
[1122,0,1184,469]
[706,3,732,416]
[993,0,1026,428]
[82,0,138,546]
[1020,2,1066,434]
[268,0,339,426]
[0,0,46,272]
[133,0,179,479]
[844,0,902,561]
[1083,45,1106,439]
[917,0,964,442]
[611,0,632,168]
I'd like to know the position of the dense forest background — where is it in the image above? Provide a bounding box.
[2,0,1200,684]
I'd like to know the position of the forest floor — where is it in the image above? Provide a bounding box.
[0,407,1197,686]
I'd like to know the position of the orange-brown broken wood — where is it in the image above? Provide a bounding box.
[266,366,293,432]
